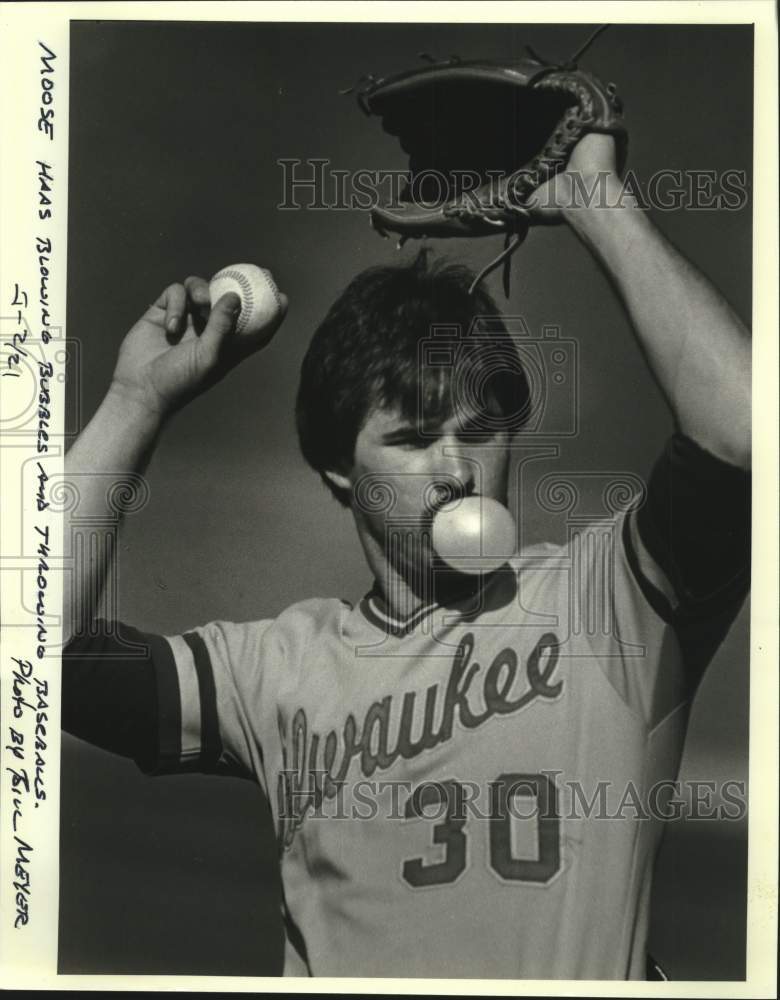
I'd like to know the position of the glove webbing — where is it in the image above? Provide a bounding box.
[470,23,611,297]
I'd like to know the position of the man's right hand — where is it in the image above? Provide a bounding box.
[110,274,288,420]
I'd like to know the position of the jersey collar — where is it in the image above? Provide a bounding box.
[358,590,442,637]
[355,572,507,638]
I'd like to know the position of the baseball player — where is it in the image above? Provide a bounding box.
[62,133,750,978]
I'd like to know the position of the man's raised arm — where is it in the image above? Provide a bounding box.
[528,135,750,688]
[529,134,751,470]
[63,275,287,645]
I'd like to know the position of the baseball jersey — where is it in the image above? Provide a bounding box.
[62,434,750,979]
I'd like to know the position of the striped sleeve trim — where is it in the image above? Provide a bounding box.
[153,630,222,773]
[182,631,221,771]
[163,635,201,762]
[146,632,184,772]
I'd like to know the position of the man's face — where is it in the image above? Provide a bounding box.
[340,399,512,582]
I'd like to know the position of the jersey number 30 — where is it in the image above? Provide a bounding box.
[402,773,560,887]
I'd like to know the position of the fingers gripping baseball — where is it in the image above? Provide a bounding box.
[112,267,287,418]
[185,265,288,367]
[208,263,288,343]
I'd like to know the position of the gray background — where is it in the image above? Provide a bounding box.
[60,20,752,979]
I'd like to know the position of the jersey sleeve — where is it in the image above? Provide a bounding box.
[62,615,280,788]
[62,620,161,774]
[631,432,751,674]
[586,433,750,727]
[154,618,278,783]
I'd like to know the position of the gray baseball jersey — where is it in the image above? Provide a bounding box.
[62,434,749,978]
[150,509,691,977]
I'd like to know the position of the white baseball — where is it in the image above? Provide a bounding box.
[209,263,283,336]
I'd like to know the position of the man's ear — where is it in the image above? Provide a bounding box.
[323,468,352,493]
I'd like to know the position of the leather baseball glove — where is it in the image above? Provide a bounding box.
[346,26,627,294]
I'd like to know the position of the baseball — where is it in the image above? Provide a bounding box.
[432,496,517,575]
[209,263,283,336]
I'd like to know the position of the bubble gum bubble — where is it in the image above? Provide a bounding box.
[432,496,517,575]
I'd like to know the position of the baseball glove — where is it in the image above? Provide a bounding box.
[346,26,627,294]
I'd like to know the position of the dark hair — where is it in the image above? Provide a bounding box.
[296,249,530,506]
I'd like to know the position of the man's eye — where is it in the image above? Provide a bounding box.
[459,428,497,444]
[397,433,430,448]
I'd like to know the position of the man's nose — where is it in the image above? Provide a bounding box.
[431,439,477,498]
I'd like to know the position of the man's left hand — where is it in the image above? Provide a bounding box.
[523,133,619,223]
